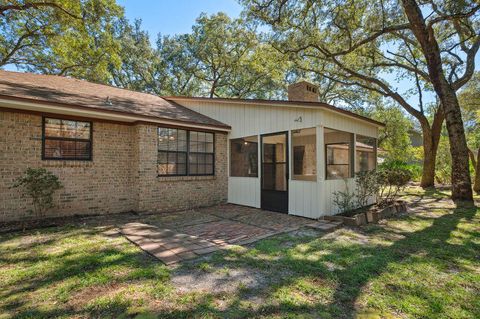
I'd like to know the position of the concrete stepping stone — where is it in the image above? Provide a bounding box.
[306,220,343,231]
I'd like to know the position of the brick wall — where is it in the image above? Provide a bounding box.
[0,110,228,222]
[287,82,319,102]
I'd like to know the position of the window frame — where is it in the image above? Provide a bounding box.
[325,142,353,180]
[42,116,93,161]
[188,130,215,176]
[157,127,215,177]
[157,127,188,176]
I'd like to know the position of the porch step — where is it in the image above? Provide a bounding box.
[305,220,343,232]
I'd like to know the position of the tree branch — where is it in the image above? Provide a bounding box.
[0,2,82,20]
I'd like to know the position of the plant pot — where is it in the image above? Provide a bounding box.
[366,201,408,223]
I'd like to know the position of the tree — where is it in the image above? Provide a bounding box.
[458,71,480,193]
[0,0,124,82]
[157,13,288,99]
[109,18,162,94]
[242,0,478,202]
[373,105,414,163]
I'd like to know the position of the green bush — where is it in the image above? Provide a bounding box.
[355,170,379,207]
[332,179,356,214]
[376,165,412,206]
[380,160,421,182]
[11,168,62,218]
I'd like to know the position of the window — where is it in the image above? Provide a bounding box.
[292,128,316,181]
[43,117,92,160]
[324,128,353,179]
[157,127,214,176]
[230,136,258,177]
[158,128,187,175]
[356,135,377,172]
[189,131,214,175]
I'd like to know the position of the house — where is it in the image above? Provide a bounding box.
[0,72,383,222]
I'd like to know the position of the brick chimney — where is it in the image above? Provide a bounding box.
[287,81,319,102]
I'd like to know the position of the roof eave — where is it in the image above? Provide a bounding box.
[0,94,231,132]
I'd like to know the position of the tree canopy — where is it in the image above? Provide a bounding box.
[0,0,124,82]
[241,0,479,201]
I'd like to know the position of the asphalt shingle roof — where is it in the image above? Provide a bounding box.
[0,70,230,129]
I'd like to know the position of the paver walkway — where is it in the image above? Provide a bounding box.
[121,204,343,265]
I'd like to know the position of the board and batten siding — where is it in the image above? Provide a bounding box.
[176,100,379,218]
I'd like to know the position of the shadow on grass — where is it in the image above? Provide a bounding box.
[1,195,478,319]
[157,204,479,319]
[0,226,168,319]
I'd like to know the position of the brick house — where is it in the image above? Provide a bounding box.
[0,71,383,222]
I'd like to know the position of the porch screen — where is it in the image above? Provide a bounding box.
[292,128,316,181]
[356,135,377,172]
[324,128,354,179]
[230,136,258,177]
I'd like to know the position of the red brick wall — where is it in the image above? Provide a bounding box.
[0,110,228,222]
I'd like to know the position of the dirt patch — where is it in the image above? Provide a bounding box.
[68,283,126,309]
[171,266,268,294]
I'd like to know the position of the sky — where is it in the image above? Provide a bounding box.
[6,1,477,113]
[116,0,437,109]
[117,0,243,39]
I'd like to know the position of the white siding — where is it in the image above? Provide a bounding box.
[228,177,260,208]
[177,100,379,219]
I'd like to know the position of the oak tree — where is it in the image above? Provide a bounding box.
[0,0,124,82]
[242,0,478,201]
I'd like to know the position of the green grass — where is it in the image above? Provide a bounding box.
[1,188,479,318]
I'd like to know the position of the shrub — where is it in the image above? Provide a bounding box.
[355,170,379,207]
[376,166,412,206]
[11,168,62,218]
[333,179,356,214]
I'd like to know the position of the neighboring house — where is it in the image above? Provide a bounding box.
[409,129,423,147]
[0,72,383,222]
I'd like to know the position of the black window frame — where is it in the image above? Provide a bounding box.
[157,127,215,177]
[42,116,93,161]
[157,127,188,176]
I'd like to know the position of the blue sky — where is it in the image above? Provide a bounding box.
[116,1,435,109]
[117,1,480,112]
[117,0,242,38]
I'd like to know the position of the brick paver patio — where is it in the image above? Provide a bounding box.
[120,204,342,265]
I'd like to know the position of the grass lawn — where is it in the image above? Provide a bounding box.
[1,187,479,318]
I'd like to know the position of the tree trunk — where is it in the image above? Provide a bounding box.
[474,148,480,194]
[468,148,477,168]
[421,131,436,188]
[440,86,473,201]
[420,109,443,188]
[402,0,473,202]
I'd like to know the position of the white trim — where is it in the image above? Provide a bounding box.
[0,98,230,132]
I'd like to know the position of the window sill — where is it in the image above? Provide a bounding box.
[157,175,216,182]
[41,160,94,168]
